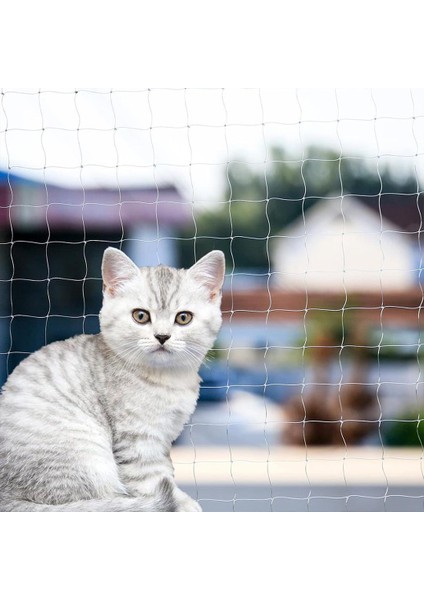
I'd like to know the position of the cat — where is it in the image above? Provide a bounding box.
[0,247,225,511]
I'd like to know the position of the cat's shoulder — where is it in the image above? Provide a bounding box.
[40,332,101,354]
[15,333,104,371]
[1,334,104,393]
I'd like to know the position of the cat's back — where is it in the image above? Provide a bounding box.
[0,333,107,416]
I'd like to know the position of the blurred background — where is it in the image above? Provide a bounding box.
[1,88,424,510]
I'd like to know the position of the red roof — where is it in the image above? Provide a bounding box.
[356,193,424,233]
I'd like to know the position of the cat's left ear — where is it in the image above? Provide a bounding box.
[188,250,225,300]
[102,247,139,296]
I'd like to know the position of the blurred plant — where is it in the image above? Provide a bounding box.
[281,301,379,446]
[295,296,371,363]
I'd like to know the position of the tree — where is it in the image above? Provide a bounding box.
[178,146,419,270]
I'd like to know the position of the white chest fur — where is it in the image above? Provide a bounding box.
[109,371,200,448]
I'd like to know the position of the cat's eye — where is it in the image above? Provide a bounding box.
[175,311,193,326]
[132,309,151,324]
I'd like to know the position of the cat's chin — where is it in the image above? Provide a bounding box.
[145,349,180,368]
[144,348,200,372]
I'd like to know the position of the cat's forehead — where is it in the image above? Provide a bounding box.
[139,265,187,309]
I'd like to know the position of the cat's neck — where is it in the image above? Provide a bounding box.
[138,363,201,390]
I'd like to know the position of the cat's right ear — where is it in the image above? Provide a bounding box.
[188,250,226,301]
[102,248,139,296]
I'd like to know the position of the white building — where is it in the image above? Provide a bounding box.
[272,195,417,293]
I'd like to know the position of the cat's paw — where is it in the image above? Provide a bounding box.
[176,497,203,512]
[174,488,203,512]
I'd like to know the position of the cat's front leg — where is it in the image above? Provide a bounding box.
[115,447,201,511]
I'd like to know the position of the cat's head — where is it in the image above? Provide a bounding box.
[99,248,225,372]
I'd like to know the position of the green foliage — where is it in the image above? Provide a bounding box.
[178,145,418,270]
[381,412,424,447]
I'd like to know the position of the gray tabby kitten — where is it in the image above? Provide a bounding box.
[0,248,225,511]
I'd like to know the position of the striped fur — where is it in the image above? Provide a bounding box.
[0,249,225,512]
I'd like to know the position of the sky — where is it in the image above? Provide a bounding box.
[1,0,423,205]
[1,88,424,207]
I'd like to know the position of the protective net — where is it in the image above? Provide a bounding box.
[1,88,424,511]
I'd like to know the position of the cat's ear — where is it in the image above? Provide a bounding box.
[102,247,139,296]
[188,250,225,300]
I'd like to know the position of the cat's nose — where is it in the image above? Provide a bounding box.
[154,334,171,345]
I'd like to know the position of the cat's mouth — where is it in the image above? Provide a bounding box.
[153,346,171,353]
